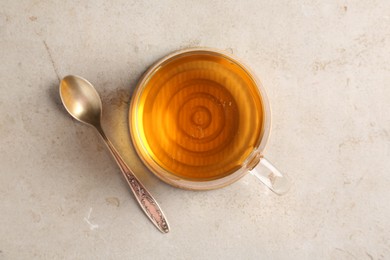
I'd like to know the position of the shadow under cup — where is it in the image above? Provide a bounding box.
[129,48,273,190]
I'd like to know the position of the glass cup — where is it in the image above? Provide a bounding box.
[129,48,290,194]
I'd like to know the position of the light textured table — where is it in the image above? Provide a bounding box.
[1,1,389,259]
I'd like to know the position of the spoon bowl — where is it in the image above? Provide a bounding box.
[59,75,170,233]
[60,76,102,126]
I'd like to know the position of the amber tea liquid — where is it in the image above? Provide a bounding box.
[133,52,264,181]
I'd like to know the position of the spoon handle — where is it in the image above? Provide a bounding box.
[96,126,170,233]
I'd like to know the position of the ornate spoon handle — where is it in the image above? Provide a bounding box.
[97,126,170,233]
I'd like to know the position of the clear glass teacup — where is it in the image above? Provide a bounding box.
[129,48,290,194]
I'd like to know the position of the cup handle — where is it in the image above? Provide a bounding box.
[249,156,290,195]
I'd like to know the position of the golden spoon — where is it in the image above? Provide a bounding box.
[59,75,169,233]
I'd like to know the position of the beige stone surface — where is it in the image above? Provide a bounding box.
[1,0,390,259]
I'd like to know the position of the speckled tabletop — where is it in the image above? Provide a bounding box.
[1,1,390,259]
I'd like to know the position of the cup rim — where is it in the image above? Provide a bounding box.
[129,47,271,190]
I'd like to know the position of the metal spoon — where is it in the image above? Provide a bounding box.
[59,75,169,233]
